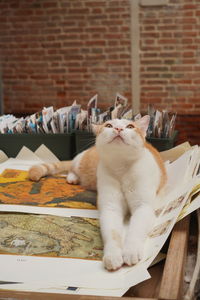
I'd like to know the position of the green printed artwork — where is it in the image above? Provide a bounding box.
[0,169,97,209]
[0,214,103,260]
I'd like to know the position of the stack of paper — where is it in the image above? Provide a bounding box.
[0,94,177,138]
[0,144,199,296]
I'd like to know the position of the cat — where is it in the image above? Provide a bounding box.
[29,115,167,271]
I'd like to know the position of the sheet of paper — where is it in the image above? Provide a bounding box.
[0,282,129,297]
[0,158,43,173]
[0,146,43,173]
[0,254,150,290]
[0,205,99,218]
[142,183,194,269]
[160,142,191,162]
[140,146,200,268]
[34,144,60,163]
[178,178,200,221]
[16,146,43,161]
[179,195,200,221]
[0,150,8,163]
[0,168,97,210]
[0,207,150,295]
[165,147,196,191]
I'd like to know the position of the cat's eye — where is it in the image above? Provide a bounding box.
[126,124,135,129]
[105,123,113,128]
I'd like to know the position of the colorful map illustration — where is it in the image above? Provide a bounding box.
[0,214,103,260]
[0,169,97,209]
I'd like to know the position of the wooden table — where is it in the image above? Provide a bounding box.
[0,217,190,300]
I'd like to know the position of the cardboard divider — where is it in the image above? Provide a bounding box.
[0,133,75,161]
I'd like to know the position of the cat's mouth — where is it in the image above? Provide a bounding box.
[110,134,126,144]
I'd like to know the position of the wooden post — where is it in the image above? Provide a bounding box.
[158,217,190,300]
[130,0,140,115]
[0,69,4,115]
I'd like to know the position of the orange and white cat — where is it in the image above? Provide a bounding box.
[29,116,167,271]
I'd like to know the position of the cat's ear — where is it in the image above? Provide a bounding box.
[134,115,150,137]
[91,124,102,135]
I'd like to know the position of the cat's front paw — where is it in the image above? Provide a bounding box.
[123,241,143,266]
[103,247,123,271]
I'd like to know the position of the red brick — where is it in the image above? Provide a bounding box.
[85,2,106,7]
[85,40,106,46]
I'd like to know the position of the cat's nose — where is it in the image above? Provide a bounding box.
[115,127,123,132]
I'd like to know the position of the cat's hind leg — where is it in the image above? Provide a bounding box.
[29,161,72,181]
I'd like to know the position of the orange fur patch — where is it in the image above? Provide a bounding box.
[145,142,167,194]
[79,146,99,191]
[134,127,146,141]
[112,229,122,248]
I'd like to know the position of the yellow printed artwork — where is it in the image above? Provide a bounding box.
[0,169,97,209]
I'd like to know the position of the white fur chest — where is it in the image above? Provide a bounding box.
[99,144,143,176]
[98,148,161,205]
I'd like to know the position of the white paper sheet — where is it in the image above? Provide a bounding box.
[0,150,8,163]
[0,158,42,173]
[0,146,43,173]
[0,283,129,297]
[160,142,191,162]
[0,255,150,290]
[0,204,99,218]
[34,144,60,163]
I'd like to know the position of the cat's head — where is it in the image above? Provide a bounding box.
[93,115,150,150]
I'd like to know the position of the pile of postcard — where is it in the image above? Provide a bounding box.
[0,94,130,134]
[0,141,199,296]
[0,93,176,138]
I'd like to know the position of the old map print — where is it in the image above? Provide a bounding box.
[0,214,103,260]
[0,169,97,209]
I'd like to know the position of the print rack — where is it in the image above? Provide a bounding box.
[0,215,190,300]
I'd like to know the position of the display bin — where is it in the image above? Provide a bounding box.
[0,133,75,161]
[146,131,178,152]
[75,130,179,154]
[75,130,95,154]
[0,130,178,161]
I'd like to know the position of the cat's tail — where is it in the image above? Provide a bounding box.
[28,161,72,181]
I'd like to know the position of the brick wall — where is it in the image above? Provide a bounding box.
[0,0,131,113]
[176,114,200,146]
[0,0,200,145]
[140,0,200,114]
